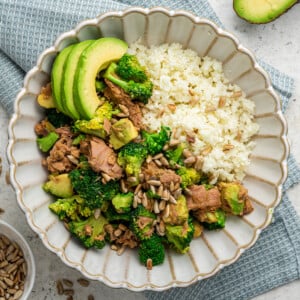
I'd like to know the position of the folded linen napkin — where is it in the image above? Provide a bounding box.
[1,1,300,299]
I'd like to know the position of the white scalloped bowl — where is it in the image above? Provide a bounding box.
[7,7,289,291]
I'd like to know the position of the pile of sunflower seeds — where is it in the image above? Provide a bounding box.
[56,277,94,300]
[0,234,27,300]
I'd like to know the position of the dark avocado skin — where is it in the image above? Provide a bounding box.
[233,0,298,24]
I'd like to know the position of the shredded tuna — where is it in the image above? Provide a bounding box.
[104,80,144,130]
[87,137,122,179]
[186,185,221,211]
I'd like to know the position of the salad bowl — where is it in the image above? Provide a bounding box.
[7,7,289,290]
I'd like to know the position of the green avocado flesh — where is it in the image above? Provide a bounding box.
[61,40,94,119]
[233,0,297,23]
[51,45,75,113]
[73,37,128,119]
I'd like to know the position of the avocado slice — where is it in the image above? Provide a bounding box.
[233,0,298,24]
[73,37,128,119]
[61,40,94,120]
[109,118,138,149]
[51,44,75,114]
[43,173,73,198]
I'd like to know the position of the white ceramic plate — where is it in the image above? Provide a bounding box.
[7,7,289,291]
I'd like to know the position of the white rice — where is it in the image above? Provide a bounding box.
[128,42,259,183]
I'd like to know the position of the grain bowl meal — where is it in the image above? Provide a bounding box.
[35,37,259,269]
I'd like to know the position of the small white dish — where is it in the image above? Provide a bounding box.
[0,220,35,299]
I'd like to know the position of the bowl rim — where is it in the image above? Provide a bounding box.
[0,219,36,299]
[6,6,289,291]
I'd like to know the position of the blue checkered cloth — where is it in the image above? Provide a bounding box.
[1,1,300,299]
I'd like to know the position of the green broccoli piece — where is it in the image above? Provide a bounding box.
[130,205,156,241]
[112,192,134,214]
[138,234,165,267]
[116,54,148,82]
[46,108,72,128]
[219,182,245,215]
[201,209,226,230]
[68,215,108,249]
[37,131,59,152]
[49,195,92,221]
[103,58,153,104]
[95,79,106,93]
[164,143,185,167]
[104,205,131,223]
[141,126,171,156]
[74,101,117,138]
[69,168,119,210]
[117,142,148,186]
[72,134,86,145]
[177,167,201,189]
[165,218,194,254]
[146,189,161,200]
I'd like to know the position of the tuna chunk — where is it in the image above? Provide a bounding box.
[186,185,221,211]
[104,80,144,130]
[87,137,122,179]
[142,161,181,187]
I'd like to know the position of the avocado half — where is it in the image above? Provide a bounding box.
[233,0,298,23]
[73,37,128,119]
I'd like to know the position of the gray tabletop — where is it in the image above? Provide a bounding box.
[1,1,300,299]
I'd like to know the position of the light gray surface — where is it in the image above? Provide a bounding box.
[1,1,300,299]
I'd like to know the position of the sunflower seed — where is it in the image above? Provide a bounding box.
[56,280,64,295]
[183,149,192,158]
[127,176,137,183]
[146,258,153,270]
[120,179,128,193]
[77,278,90,287]
[153,153,163,160]
[94,208,101,219]
[147,180,161,186]
[62,279,73,288]
[153,201,160,214]
[160,156,169,167]
[119,104,129,115]
[158,200,166,211]
[173,188,182,199]
[161,189,170,201]
[184,156,196,164]
[163,204,170,218]
[63,289,74,296]
[154,159,162,167]
[142,193,148,208]
[146,155,152,163]
[102,173,112,182]
[13,290,23,300]
[195,156,204,171]
[169,139,180,147]
[169,181,175,192]
[169,195,177,204]
[134,184,142,194]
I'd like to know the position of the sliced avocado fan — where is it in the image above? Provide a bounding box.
[233,0,298,24]
[73,37,128,120]
[51,44,75,114]
[61,40,94,119]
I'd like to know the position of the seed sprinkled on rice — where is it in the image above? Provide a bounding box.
[129,42,259,183]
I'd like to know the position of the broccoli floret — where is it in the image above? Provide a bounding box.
[103,59,153,104]
[74,101,117,138]
[201,209,226,230]
[43,173,73,198]
[69,168,119,210]
[138,234,165,267]
[177,167,201,189]
[117,142,148,186]
[95,79,107,93]
[141,126,171,156]
[112,192,134,214]
[72,134,86,145]
[49,195,92,221]
[219,182,245,215]
[165,218,194,254]
[68,215,108,249]
[116,54,148,83]
[46,108,72,128]
[37,131,59,152]
[164,143,185,167]
[104,205,132,223]
[130,205,156,241]
[146,189,161,200]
